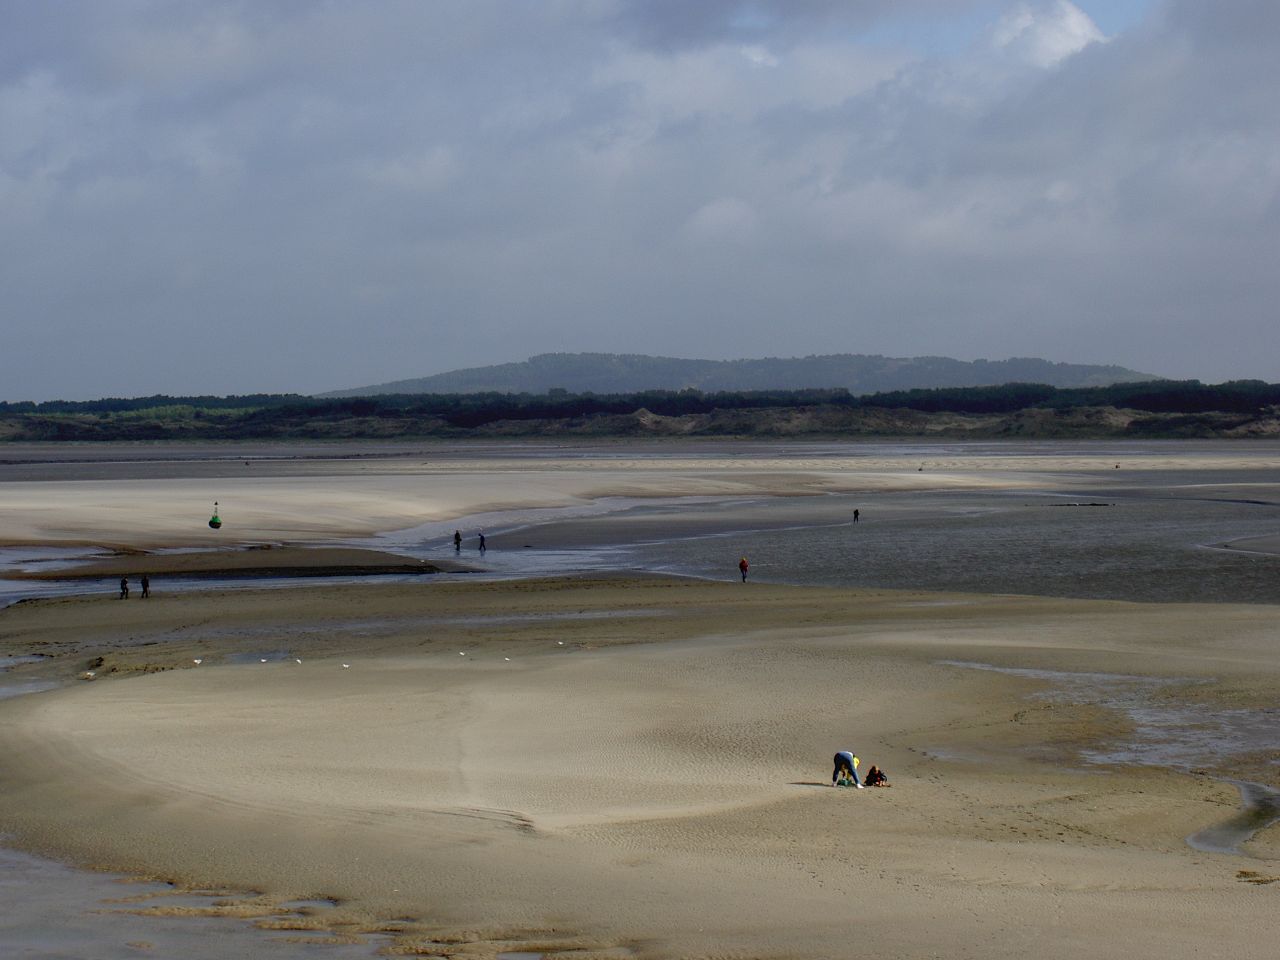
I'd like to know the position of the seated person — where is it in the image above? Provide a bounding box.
[863,764,890,787]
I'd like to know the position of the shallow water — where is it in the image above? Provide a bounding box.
[0,655,45,669]
[0,678,59,700]
[942,661,1280,854]
[1187,782,1280,855]
[611,488,1280,603]
[0,655,57,700]
[0,847,390,960]
[5,452,1280,606]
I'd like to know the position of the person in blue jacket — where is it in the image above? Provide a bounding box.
[832,750,863,787]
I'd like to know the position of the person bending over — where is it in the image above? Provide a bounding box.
[832,750,863,788]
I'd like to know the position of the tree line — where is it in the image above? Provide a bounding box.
[2,379,1278,440]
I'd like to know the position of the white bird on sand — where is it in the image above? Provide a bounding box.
[193,659,202,665]
[260,658,268,663]
[557,641,564,646]
[295,659,302,664]
[342,663,350,669]
[84,671,95,679]
[504,657,511,661]
[459,651,466,656]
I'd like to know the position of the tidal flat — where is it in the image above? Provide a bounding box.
[2,439,1279,959]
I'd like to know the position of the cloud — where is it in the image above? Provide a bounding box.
[1,1,1278,400]
[359,147,459,193]
[603,0,987,52]
[683,197,759,243]
[739,45,779,68]
[991,1,1106,67]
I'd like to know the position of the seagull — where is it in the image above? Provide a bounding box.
[557,641,564,646]
[504,657,511,661]
[260,658,268,663]
[459,651,466,656]
[342,663,350,669]
[295,659,302,664]
[193,659,202,665]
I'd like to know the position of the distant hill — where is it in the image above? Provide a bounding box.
[321,353,1160,397]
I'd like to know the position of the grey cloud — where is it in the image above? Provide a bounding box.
[1,1,1278,400]
[605,0,992,50]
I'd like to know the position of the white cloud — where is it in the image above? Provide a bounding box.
[740,44,779,68]
[992,1,1106,68]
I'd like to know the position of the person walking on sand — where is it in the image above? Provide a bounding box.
[478,532,486,554]
[853,508,860,523]
[119,576,129,600]
[453,530,462,552]
[738,556,749,582]
[832,750,863,787]
[140,574,150,599]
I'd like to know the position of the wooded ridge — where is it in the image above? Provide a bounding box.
[3,380,1278,441]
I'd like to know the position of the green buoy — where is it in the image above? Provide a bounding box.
[209,501,222,530]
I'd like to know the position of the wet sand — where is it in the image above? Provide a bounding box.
[8,546,464,580]
[2,440,1280,957]
[0,846,395,960]
[4,438,1279,551]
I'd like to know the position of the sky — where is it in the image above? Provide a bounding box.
[3,0,1278,401]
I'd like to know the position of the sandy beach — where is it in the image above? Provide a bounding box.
[2,576,1279,958]
[2,441,1279,957]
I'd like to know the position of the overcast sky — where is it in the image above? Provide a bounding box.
[3,0,1277,401]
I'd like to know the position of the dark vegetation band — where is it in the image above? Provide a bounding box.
[3,379,1278,441]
